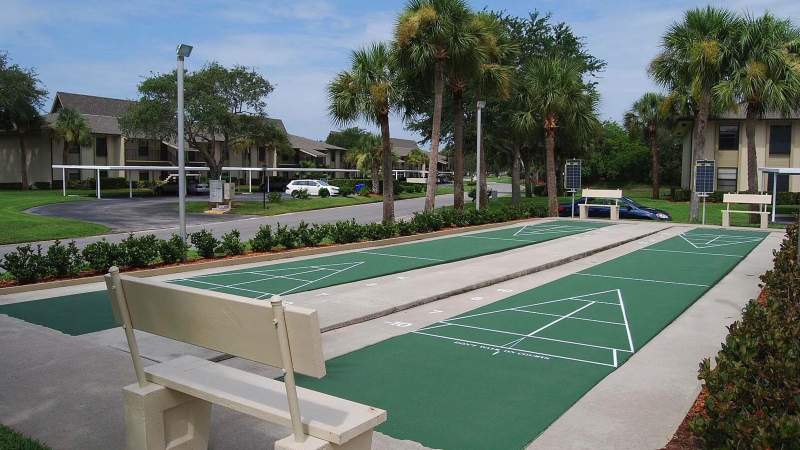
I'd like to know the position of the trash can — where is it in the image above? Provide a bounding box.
[355,183,365,193]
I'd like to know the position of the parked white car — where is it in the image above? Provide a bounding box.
[284,179,340,197]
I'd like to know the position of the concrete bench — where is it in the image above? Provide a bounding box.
[721,193,772,229]
[579,189,623,220]
[105,268,386,450]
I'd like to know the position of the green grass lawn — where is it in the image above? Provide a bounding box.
[187,185,454,216]
[0,424,50,450]
[0,190,110,245]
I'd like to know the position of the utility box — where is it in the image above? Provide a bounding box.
[223,182,234,201]
[209,180,223,204]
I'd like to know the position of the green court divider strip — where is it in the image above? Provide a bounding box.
[296,228,768,450]
[0,221,609,335]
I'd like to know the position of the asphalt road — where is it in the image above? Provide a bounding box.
[1,194,455,259]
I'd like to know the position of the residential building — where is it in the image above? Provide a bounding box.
[680,106,800,194]
[390,137,449,173]
[0,92,350,187]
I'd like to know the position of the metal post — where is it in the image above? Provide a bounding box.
[271,297,305,442]
[571,191,575,219]
[476,101,485,210]
[248,170,252,193]
[96,169,101,199]
[702,195,706,225]
[62,168,66,196]
[129,177,133,198]
[772,174,777,222]
[177,50,188,242]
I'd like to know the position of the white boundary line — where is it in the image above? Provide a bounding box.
[258,261,366,298]
[616,289,635,353]
[411,331,617,368]
[504,302,596,348]
[513,309,625,326]
[357,251,445,262]
[641,248,744,258]
[176,278,274,297]
[574,273,709,287]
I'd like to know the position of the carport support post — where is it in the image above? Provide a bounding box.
[129,176,133,199]
[248,170,252,193]
[96,169,101,199]
[62,168,66,196]
[772,174,777,222]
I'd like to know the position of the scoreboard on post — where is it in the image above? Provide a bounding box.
[695,160,715,197]
[564,159,582,193]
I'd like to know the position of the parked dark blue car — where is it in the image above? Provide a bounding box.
[558,196,671,221]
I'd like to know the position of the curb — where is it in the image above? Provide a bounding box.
[0,216,540,296]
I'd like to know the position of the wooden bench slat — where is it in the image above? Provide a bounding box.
[144,355,386,445]
[582,189,622,199]
[722,193,772,205]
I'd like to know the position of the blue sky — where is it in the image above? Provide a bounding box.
[2,0,798,143]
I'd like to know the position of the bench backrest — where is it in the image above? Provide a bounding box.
[582,188,623,200]
[104,272,326,378]
[722,193,772,205]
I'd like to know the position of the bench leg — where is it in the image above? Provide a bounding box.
[760,213,768,230]
[721,211,730,227]
[610,206,619,221]
[124,383,211,450]
[579,205,587,220]
[275,430,374,450]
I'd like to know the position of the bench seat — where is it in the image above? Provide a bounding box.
[144,355,386,446]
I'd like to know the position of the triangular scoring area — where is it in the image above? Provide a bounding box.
[679,232,763,249]
[416,289,635,367]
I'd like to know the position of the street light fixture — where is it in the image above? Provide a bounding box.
[476,100,486,210]
[176,43,192,242]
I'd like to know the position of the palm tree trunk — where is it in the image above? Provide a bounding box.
[371,161,379,194]
[425,59,444,212]
[379,114,394,222]
[689,95,710,222]
[650,128,660,199]
[18,132,29,190]
[745,105,759,223]
[544,114,558,216]
[511,143,521,205]
[452,90,465,210]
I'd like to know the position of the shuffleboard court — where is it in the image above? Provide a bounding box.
[0,220,609,335]
[296,228,768,450]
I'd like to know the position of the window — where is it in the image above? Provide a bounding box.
[717,168,737,192]
[138,141,149,158]
[769,125,791,155]
[718,124,739,150]
[95,137,107,157]
[767,173,790,193]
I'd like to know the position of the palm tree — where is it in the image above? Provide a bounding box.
[405,147,428,172]
[348,133,382,193]
[626,92,667,199]
[53,108,91,181]
[715,13,800,195]
[395,0,475,212]
[649,6,737,221]
[328,42,402,222]
[513,56,600,216]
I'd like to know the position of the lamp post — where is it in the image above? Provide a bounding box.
[476,100,486,210]
[176,43,192,242]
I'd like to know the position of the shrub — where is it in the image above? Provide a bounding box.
[268,191,282,203]
[330,219,363,244]
[295,221,325,247]
[669,187,691,202]
[529,205,549,218]
[250,225,274,252]
[82,239,124,272]
[411,211,443,233]
[46,240,83,277]
[690,225,800,447]
[533,184,547,197]
[1,244,48,283]
[319,187,330,198]
[190,229,218,258]
[158,234,188,264]
[776,191,799,205]
[274,223,297,249]
[218,230,245,256]
[396,219,416,236]
[291,189,310,199]
[120,234,160,268]
[363,222,396,241]
[339,186,354,197]
[468,188,477,201]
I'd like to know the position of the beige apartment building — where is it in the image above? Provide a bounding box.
[681,106,800,194]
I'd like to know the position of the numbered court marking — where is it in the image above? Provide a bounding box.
[679,232,763,250]
[175,261,365,299]
[386,321,413,328]
[414,289,634,368]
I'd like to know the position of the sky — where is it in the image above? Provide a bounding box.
[2,0,799,144]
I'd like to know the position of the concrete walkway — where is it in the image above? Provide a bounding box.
[0,194,454,259]
[0,222,780,449]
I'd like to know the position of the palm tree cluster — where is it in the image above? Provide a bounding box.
[648,7,800,221]
[329,3,601,222]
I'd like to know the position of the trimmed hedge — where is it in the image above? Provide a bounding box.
[690,224,800,447]
[1,204,549,284]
